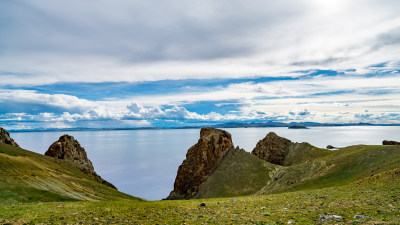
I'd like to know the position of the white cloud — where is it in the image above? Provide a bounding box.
[125,103,226,121]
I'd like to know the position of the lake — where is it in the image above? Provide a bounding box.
[9,126,400,200]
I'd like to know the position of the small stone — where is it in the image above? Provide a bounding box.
[354,215,368,219]
[199,202,206,207]
[287,219,295,224]
[319,215,340,221]
[332,215,342,219]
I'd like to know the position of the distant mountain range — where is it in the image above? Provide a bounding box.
[9,121,400,132]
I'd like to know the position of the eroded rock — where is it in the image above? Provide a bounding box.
[251,132,292,165]
[166,127,234,199]
[45,134,117,189]
[0,127,19,147]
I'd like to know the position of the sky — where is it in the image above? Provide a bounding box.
[1,0,400,130]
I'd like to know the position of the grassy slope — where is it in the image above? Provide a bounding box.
[197,144,400,198]
[195,148,278,198]
[0,142,142,203]
[278,145,400,193]
[1,167,399,224]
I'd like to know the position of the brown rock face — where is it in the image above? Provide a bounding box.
[0,127,19,147]
[383,140,400,145]
[167,127,234,199]
[251,132,293,165]
[45,135,117,189]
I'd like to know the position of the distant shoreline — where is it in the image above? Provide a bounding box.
[8,123,400,133]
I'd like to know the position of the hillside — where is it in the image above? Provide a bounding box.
[0,142,141,203]
[2,167,400,224]
[170,128,400,199]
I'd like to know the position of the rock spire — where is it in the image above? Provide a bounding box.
[167,127,234,199]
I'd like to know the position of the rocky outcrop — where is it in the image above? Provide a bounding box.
[45,135,117,189]
[166,127,234,200]
[0,127,19,147]
[251,132,292,165]
[383,140,400,145]
[251,132,316,166]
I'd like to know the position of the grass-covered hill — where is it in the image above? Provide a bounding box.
[0,142,141,203]
[195,144,400,199]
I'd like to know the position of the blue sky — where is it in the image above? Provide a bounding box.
[1,0,400,130]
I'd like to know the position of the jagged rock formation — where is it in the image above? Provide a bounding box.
[251,132,293,165]
[45,135,117,189]
[166,127,234,200]
[0,127,19,147]
[251,132,316,166]
[383,140,400,145]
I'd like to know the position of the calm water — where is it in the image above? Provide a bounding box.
[10,126,400,200]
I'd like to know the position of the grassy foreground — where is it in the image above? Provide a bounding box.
[1,167,400,224]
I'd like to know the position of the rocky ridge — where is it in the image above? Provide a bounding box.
[383,140,400,145]
[0,127,19,147]
[45,134,117,189]
[166,127,234,200]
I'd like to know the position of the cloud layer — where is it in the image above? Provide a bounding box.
[1,0,400,85]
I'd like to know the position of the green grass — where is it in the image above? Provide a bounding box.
[0,142,141,203]
[197,144,400,198]
[1,167,399,224]
[195,148,278,198]
[279,145,400,193]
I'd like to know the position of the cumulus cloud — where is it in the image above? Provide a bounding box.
[125,103,224,121]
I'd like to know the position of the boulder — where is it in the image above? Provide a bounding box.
[383,140,400,145]
[45,134,117,189]
[166,127,234,199]
[0,127,19,147]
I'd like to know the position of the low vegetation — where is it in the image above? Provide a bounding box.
[1,167,399,224]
